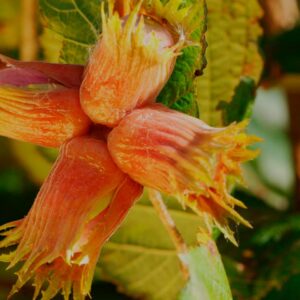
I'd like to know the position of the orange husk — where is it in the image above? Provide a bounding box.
[0,136,142,299]
[80,2,177,127]
[0,84,90,147]
[108,105,261,244]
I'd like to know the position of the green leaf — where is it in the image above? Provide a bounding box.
[169,92,200,116]
[97,191,204,300]
[40,0,263,125]
[180,240,232,300]
[39,0,102,64]
[193,0,263,126]
[218,77,255,125]
[157,0,207,117]
[40,28,64,63]
[40,0,208,116]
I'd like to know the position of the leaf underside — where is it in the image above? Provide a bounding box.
[179,241,232,300]
[193,0,263,126]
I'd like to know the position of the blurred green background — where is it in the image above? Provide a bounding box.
[0,0,300,299]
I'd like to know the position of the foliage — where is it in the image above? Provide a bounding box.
[180,240,232,300]
[193,0,263,126]
[218,77,255,125]
[37,0,264,298]
[157,0,207,117]
[2,0,300,300]
[39,0,102,63]
[97,193,203,300]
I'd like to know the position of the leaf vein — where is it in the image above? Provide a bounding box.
[154,272,183,299]
[112,254,149,277]
[43,0,77,13]
[128,257,175,290]
[72,0,99,38]
[104,241,176,256]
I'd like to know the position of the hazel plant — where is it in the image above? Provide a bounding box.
[0,0,259,299]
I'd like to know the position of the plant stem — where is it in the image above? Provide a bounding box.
[148,189,190,280]
[20,0,38,61]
